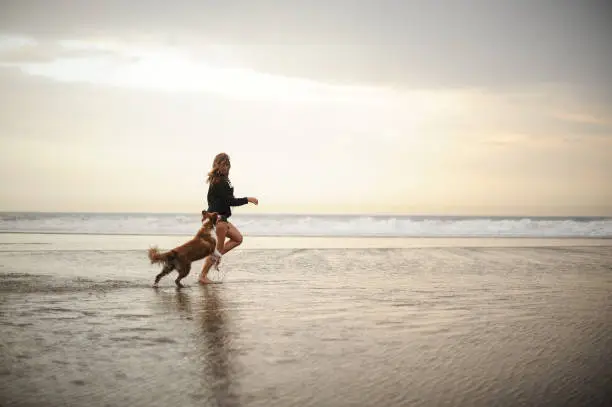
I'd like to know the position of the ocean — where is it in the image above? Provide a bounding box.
[1,212,611,406]
[1,212,611,238]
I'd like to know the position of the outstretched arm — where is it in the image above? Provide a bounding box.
[231,196,258,206]
[228,195,249,207]
[224,182,258,207]
[214,181,248,207]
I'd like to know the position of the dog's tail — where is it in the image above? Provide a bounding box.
[148,246,173,265]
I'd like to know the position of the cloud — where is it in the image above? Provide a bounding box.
[1,0,610,92]
[1,31,611,215]
[551,111,612,126]
[0,37,134,63]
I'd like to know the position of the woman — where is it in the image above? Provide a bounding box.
[199,152,258,284]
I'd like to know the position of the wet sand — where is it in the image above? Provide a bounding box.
[1,234,611,406]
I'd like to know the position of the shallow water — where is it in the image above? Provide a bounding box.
[1,237,612,406]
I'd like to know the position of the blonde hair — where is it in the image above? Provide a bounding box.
[206,152,230,184]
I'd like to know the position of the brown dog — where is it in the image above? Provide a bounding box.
[148,211,220,288]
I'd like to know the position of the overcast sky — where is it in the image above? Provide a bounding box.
[1,0,611,215]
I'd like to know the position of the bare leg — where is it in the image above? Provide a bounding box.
[199,222,244,284]
[221,222,243,255]
[199,256,217,284]
[199,222,228,284]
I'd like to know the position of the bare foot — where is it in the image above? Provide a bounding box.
[199,277,216,285]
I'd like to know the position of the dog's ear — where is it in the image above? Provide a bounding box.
[208,212,219,224]
[202,211,218,225]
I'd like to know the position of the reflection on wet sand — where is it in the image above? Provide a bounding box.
[198,286,240,407]
[155,287,240,406]
[153,288,194,319]
[3,243,611,407]
[175,289,193,315]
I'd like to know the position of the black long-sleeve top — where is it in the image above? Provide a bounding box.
[206,177,248,219]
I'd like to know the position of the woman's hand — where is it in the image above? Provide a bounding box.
[247,197,259,205]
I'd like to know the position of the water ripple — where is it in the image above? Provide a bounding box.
[1,246,611,407]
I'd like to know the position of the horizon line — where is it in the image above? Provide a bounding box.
[1,210,611,219]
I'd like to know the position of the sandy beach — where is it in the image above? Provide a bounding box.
[1,233,611,406]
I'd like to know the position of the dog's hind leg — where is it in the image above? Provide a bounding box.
[153,263,175,288]
[175,262,192,289]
